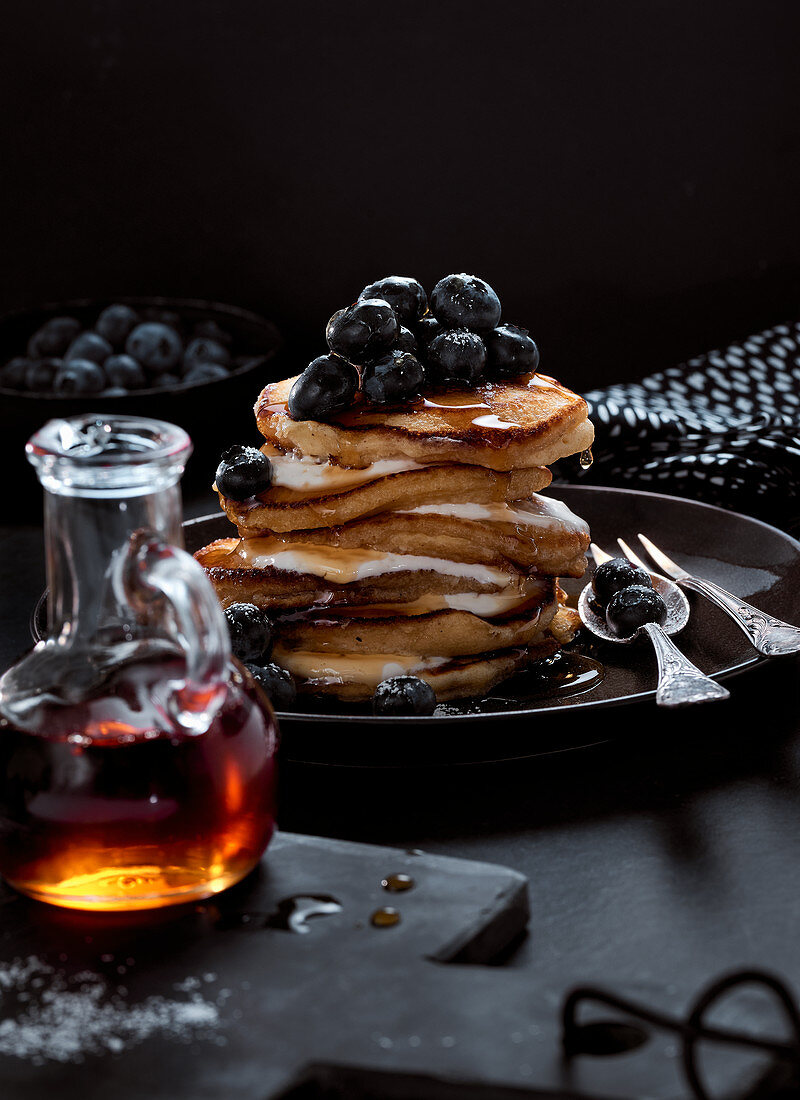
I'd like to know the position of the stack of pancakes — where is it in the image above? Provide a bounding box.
[195,369,593,702]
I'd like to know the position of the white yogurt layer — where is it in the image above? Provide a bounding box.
[264,446,427,493]
[273,648,448,688]
[399,494,587,535]
[235,539,513,587]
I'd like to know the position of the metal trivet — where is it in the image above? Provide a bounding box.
[562,968,800,1098]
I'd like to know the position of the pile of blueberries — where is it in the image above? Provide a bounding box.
[0,304,245,396]
[287,273,540,422]
[224,601,437,716]
[590,558,668,636]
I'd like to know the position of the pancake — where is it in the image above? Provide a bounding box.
[275,580,559,657]
[220,461,552,534]
[272,638,561,702]
[196,537,529,611]
[255,370,593,471]
[230,493,589,575]
[273,601,585,700]
[203,353,593,705]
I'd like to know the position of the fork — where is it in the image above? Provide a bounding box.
[632,534,800,658]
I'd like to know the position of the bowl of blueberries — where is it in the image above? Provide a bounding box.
[0,297,283,497]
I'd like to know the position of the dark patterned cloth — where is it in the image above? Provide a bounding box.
[557,320,800,535]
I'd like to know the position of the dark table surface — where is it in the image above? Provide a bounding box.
[2,490,800,1095]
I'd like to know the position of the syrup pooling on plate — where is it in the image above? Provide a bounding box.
[431,652,605,715]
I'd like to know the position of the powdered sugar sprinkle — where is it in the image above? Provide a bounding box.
[0,955,222,1063]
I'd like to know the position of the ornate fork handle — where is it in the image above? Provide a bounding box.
[683,578,800,657]
[641,622,730,707]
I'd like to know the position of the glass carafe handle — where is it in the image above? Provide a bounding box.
[117,531,231,734]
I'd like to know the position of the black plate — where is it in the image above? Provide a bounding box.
[32,486,800,768]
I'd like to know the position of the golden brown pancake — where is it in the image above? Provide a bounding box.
[270,603,584,701]
[196,537,530,611]
[200,360,593,704]
[255,371,593,471]
[220,461,552,533]
[275,581,558,657]
[228,493,589,575]
[272,639,561,701]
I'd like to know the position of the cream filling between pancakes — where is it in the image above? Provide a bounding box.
[278,582,548,621]
[272,647,448,688]
[260,443,427,493]
[397,494,587,535]
[231,538,513,587]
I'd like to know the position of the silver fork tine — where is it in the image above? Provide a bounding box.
[638,534,800,656]
[616,537,654,574]
[637,534,689,580]
[589,542,613,567]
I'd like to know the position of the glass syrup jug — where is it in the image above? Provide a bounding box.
[0,414,278,911]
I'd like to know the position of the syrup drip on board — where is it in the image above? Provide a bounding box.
[381,873,415,892]
[371,907,401,928]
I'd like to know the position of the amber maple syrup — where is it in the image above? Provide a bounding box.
[0,657,277,911]
[0,414,280,912]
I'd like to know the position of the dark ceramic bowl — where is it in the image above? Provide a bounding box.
[0,296,284,502]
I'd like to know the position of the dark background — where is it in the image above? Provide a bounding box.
[2,0,800,394]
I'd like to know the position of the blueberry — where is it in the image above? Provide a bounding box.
[373,676,436,716]
[25,358,62,391]
[142,308,183,332]
[326,298,399,362]
[0,357,31,389]
[26,317,81,359]
[100,387,129,398]
[362,350,425,406]
[606,585,667,637]
[64,332,113,366]
[414,315,442,349]
[182,336,231,373]
[287,355,359,421]
[125,322,183,374]
[193,319,232,346]
[394,326,418,355]
[359,276,427,325]
[224,602,273,662]
[216,444,273,500]
[426,329,487,384]
[95,304,140,350]
[430,274,501,331]
[155,373,181,388]
[246,662,297,708]
[53,359,106,395]
[592,558,652,608]
[183,363,229,384]
[105,354,147,389]
[486,323,540,377]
